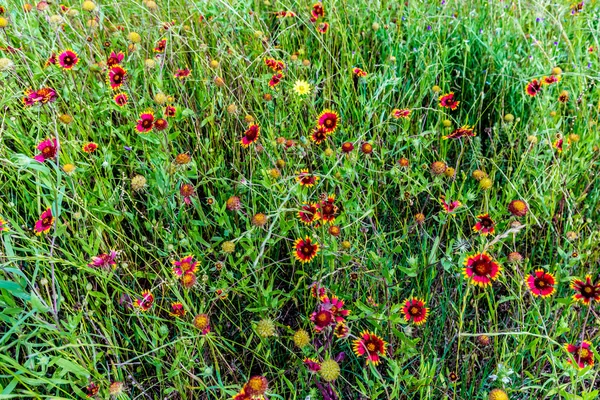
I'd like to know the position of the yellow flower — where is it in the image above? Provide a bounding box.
[293,80,311,96]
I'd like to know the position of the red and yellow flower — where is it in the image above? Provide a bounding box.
[472,214,495,235]
[526,270,556,298]
[34,208,54,235]
[296,169,319,187]
[58,49,78,69]
[352,67,367,77]
[136,112,154,133]
[352,331,387,365]
[318,195,338,223]
[134,290,154,311]
[463,252,502,287]
[268,72,283,88]
[321,295,350,323]
[298,202,320,225]
[317,110,339,133]
[106,51,124,67]
[571,275,600,305]
[402,298,429,325]
[172,255,199,277]
[525,79,543,97]
[241,124,260,147]
[565,341,594,369]
[113,93,128,106]
[294,237,319,263]
[439,92,459,110]
[391,108,411,119]
[310,126,329,144]
[310,309,334,332]
[440,197,461,213]
[543,75,560,85]
[108,65,127,90]
[317,22,329,33]
[174,68,191,80]
[82,142,98,153]
[34,138,58,162]
[443,125,475,140]
[154,38,167,53]
[169,302,186,318]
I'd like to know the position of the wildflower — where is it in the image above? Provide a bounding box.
[0,217,8,232]
[108,65,127,90]
[131,175,146,191]
[473,214,495,235]
[391,108,411,119]
[318,359,340,382]
[333,321,349,338]
[321,295,350,322]
[251,213,268,227]
[317,22,329,33]
[180,183,195,205]
[174,68,191,80]
[525,79,542,97]
[477,335,491,347]
[193,313,210,334]
[361,143,373,154]
[134,290,154,311]
[479,178,493,190]
[58,49,78,69]
[294,237,320,263]
[45,53,57,67]
[296,169,319,187]
[312,3,325,19]
[488,389,509,400]
[303,358,321,373]
[82,142,97,153]
[431,161,447,175]
[256,318,276,337]
[328,225,341,236]
[154,118,168,131]
[310,282,326,299]
[164,105,176,117]
[82,0,96,11]
[402,298,429,325]
[558,90,569,103]
[113,93,128,106]
[443,125,475,140]
[154,38,167,53]
[293,329,310,347]
[136,112,154,133]
[226,196,241,211]
[244,376,268,398]
[317,110,339,133]
[172,255,198,277]
[310,126,329,144]
[526,270,556,298]
[472,170,487,181]
[353,331,387,365]
[34,138,58,162]
[106,51,124,67]
[127,32,141,43]
[293,80,311,95]
[180,272,197,289]
[169,302,186,317]
[571,275,600,306]
[508,199,528,217]
[439,92,459,110]
[241,124,260,147]
[88,251,117,269]
[463,252,502,287]
[108,382,124,396]
[415,213,425,224]
[440,197,461,213]
[318,195,338,223]
[352,67,367,77]
[268,72,283,88]
[553,137,563,153]
[543,75,560,85]
[85,382,99,397]
[507,252,523,264]
[341,142,354,153]
[34,208,54,235]
[565,341,594,368]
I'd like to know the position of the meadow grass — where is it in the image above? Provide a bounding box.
[1,0,600,399]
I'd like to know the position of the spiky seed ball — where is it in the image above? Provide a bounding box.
[372,22,380,30]
[174,153,191,165]
[302,59,311,67]
[472,170,487,181]
[551,67,562,76]
[329,225,341,237]
[214,76,225,87]
[0,57,13,71]
[503,113,514,123]
[507,252,523,263]
[131,175,147,191]
[0,17,9,28]
[361,143,373,154]
[442,119,452,128]
[82,0,96,11]
[193,314,210,331]
[221,241,235,254]
[341,241,351,250]
[226,103,238,114]
[251,213,267,227]
[432,85,441,93]
[508,200,528,217]
[263,93,272,101]
[109,381,124,395]
[398,158,409,167]
[293,329,310,348]
[256,319,276,337]
[319,359,340,382]
[181,273,197,288]
[145,59,156,69]
[244,115,255,124]
[476,334,491,347]
[444,167,455,178]
[145,0,157,10]
[415,213,425,224]
[324,148,334,157]
[479,177,493,190]
[154,92,168,104]
[430,161,447,176]
[566,231,578,241]
[569,133,580,143]
[63,164,76,175]
[275,159,285,169]
[209,59,219,68]
[527,135,538,144]
[489,388,509,400]
[269,168,281,179]
[226,196,241,211]
[59,114,73,124]
[245,376,268,396]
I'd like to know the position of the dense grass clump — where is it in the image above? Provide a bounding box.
[1,0,600,399]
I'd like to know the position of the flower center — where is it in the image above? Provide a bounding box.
[584,286,593,294]
[325,119,334,127]
[42,217,53,226]
[481,218,492,227]
[473,260,490,276]
[410,306,420,316]
[317,312,327,322]
[142,119,152,128]
[580,348,590,358]
[366,342,376,352]
[64,56,72,64]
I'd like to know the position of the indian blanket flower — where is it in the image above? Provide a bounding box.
[58,49,78,69]
[310,126,329,144]
[312,3,325,19]
[565,341,594,368]
[296,169,319,187]
[402,298,429,325]
[136,112,154,133]
[321,295,350,322]
[508,199,528,217]
[317,110,340,133]
[34,208,54,235]
[108,65,127,90]
[174,68,191,80]
[106,51,124,67]
[193,313,211,334]
[268,72,283,88]
[318,195,338,223]
[440,197,461,213]
[154,38,167,53]
[352,67,367,77]
[333,322,349,338]
[352,331,387,365]
[526,270,556,298]
[525,79,542,97]
[553,138,564,153]
[34,138,58,162]
[317,22,329,34]
[82,142,98,153]
[310,282,326,299]
[88,251,117,269]
[113,92,128,106]
[293,80,311,95]
[571,275,600,306]
[310,309,334,332]
[169,302,186,318]
[45,52,56,67]
[341,142,354,153]
[172,255,199,277]
[264,58,285,72]
[473,214,495,235]
[439,92,459,110]
[443,125,475,140]
[391,108,411,119]
[241,123,260,147]
[23,87,57,106]
[134,290,154,311]
[180,183,195,205]
[543,75,560,85]
[244,376,268,398]
[154,118,168,131]
[275,10,296,17]
[164,105,176,117]
[0,217,8,232]
[294,237,320,263]
[463,252,502,287]
[298,202,320,225]
[304,358,321,373]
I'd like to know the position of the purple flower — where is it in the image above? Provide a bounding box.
[88,251,117,269]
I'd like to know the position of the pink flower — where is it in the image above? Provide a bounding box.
[88,251,117,269]
[34,208,54,235]
[136,112,154,133]
[34,138,58,162]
